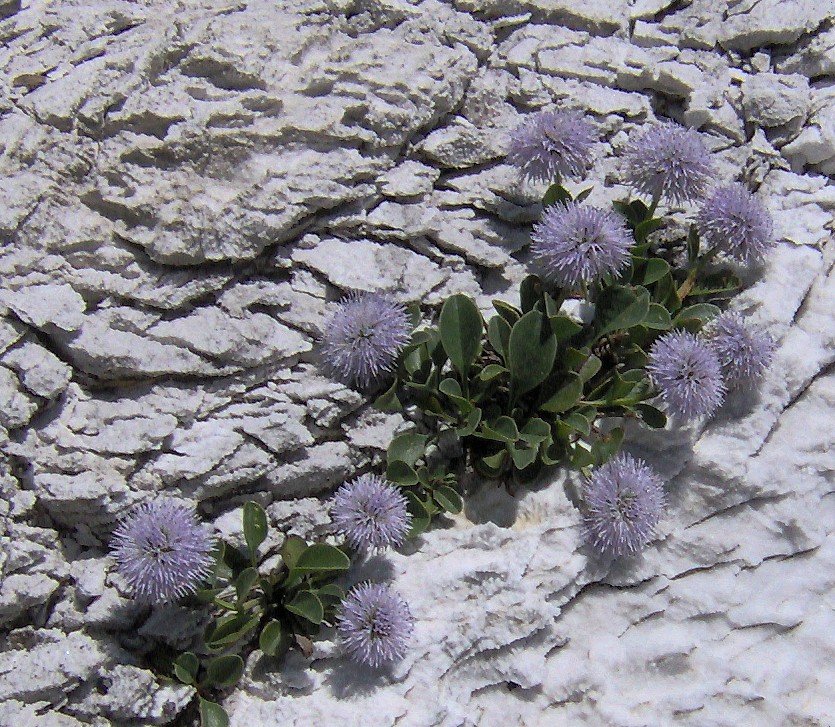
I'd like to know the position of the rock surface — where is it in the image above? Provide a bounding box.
[0,0,832,725]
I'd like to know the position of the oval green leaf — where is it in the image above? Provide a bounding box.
[173,652,199,685]
[433,486,463,514]
[206,654,244,689]
[508,311,558,397]
[243,502,268,560]
[235,567,259,602]
[487,315,512,359]
[386,459,419,487]
[199,699,229,727]
[642,303,673,330]
[439,294,483,376]
[595,285,650,336]
[285,591,324,625]
[259,620,291,657]
[540,372,583,413]
[642,258,670,285]
[387,432,429,467]
[292,543,351,576]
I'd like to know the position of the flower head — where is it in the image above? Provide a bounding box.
[648,329,725,419]
[623,122,713,204]
[531,201,633,288]
[507,109,597,183]
[583,453,666,557]
[110,498,215,604]
[697,183,774,264]
[320,291,411,390]
[332,474,411,552]
[337,583,414,668]
[705,312,776,388]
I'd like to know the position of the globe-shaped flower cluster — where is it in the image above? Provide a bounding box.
[320,291,412,390]
[110,498,215,605]
[331,474,412,552]
[583,453,666,557]
[337,582,414,668]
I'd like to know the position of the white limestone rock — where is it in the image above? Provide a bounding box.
[379,161,439,198]
[2,341,72,399]
[0,629,105,703]
[741,72,810,129]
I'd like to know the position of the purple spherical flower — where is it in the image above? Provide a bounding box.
[332,474,411,552]
[110,498,215,604]
[697,183,774,264]
[321,291,411,390]
[705,312,776,388]
[648,330,726,419]
[507,109,597,183]
[531,201,633,288]
[583,453,666,557]
[337,582,414,668]
[623,122,714,204]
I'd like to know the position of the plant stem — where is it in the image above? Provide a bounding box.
[647,191,662,218]
[677,248,718,300]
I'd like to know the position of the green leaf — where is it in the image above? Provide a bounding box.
[475,450,508,478]
[404,491,431,536]
[575,187,593,203]
[387,432,429,467]
[549,315,582,341]
[386,459,419,486]
[641,258,670,285]
[487,315,512,359]
[540,372,583,413]
[199,699,229,727]
[592,427,624,465]
[259,620,291,658]
[634,217,663,244]
[205,612,260,651]
[508,442,537,470]
[280,535,307,571]
[690,271,741,297]
[285,591,324,624]
[642,303,673,330]
[520,275,544,313]
[652,270,682,312]
[243,502,267,562]
[439,294,483,376]
[235,567,259,602]
[372,378,402,412]
[291,544,351,577]
[635,403,667,429]
[479,364,508,381]
[508,311,558,397]
[456,407,481,436]
[316,583,345,608]
[578,354,602,383]
[595,285,651,336]
[520,417,551,443]
[543,183,572,207]
[173,652,199,685]
[565,411,592,436]
[612,199,637,223]
[480,415,519,443]
[492,300,521,324]
[433,486,463,514]
[206,654,244,689]
[674,303,720,325]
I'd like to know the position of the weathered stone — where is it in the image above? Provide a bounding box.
[741,72,810,128]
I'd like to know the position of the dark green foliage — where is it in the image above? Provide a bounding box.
[171,504,351,726]
[374,184,737,492]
